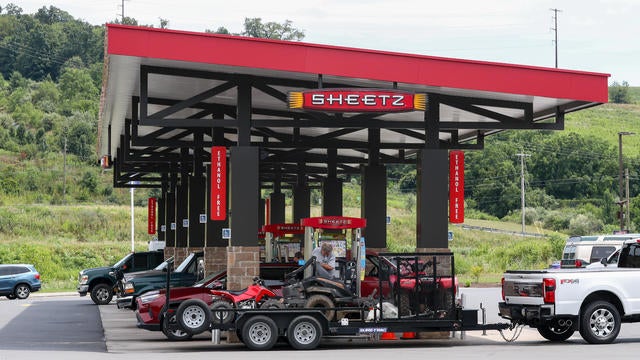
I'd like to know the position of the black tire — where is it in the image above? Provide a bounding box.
[162,314,193,341]
[260,298,285,309]
[398,291,411,316]
[579,301,621,344]
[287,315,322,350]
[304,294,335,320]
[210,300,234,324]
[6,294,16,300]
[14,284,31,300]
[241,315,278,351]
[176,299,211,335]
[537,320,575,342]
[90,284,113,305]
[235,329,244,344]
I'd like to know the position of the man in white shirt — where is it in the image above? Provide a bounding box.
[311,243,336,279]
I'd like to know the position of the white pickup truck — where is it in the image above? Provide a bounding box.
[499,239,640,344]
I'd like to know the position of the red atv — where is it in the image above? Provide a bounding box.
[175,277,283,334]
[384,254,458,317]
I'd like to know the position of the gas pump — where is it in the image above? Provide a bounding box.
[262,223,305,262]
[300,216,367,297]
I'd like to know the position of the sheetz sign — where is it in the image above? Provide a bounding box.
[289,89,426,112]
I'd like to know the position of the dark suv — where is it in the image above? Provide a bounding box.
[78,250,165,305]
[0,264,41,299]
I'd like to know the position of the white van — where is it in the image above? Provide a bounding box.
[560,233,640,268]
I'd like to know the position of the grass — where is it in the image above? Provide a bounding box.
[0,202,564,291]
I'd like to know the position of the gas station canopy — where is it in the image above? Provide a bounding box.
[99,24,609,187]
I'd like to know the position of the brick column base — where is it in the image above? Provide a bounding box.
[226,246,260,290]
[225,246,259,344]
[163,246,175,260]
[204,247,227,275]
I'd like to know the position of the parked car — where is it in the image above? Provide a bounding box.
[0,264,41,299]
[560,233,640,268]
[117,251,205,310]
[77,250,165,305]
[135,262,300,340]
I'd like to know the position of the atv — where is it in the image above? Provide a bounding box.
[282,256,375,320]
[385,254,458,318]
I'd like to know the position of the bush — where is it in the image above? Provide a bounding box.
[568,214,603,235]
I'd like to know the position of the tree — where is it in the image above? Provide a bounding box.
[34,6,73,24]
[4,3,22,16]
[242,18,304,40]
[158,18,169,29]
[610,81,631,104]
[207,18,305,41]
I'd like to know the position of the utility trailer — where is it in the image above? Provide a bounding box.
[207,252,510,350]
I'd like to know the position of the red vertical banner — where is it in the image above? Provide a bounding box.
[210,146,227,220]
[449,151,465,223]
[147,197,156,234]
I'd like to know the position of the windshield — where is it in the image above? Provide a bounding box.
[175,253,195,273]
[193,270,225,287]
[113,253,132,268]
[154,256,174,270]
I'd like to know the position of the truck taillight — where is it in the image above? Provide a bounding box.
[501,277,505,300]
[543,278,555,304]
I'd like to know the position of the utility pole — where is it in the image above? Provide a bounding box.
[63,137,67,204]
[516,152,530,235]
[550,8,561,68]
[118,0,128,21]
[626,168,631,232]
[618,132,634,232]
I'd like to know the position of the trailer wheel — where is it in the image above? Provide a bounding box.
[287,315,322,350]
[537,320,574,342]
[579,301,621,344]
[305,294,335,320]
[210,300,234,324]
[177,299,211,335]
[242,315,278,350]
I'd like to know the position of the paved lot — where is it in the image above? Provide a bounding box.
[3,290,640,360]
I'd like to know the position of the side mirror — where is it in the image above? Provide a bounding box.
[162,267,167,272]
[600,258,607,266]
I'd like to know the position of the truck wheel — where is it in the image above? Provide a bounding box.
[242,315,278,350]
[210,300,234,324]
[537,320,574,342]
[177,299,211,335]
[579,301,621,344]
[287,315,322,350]
[90,284,113,305]
[305,294,335,321]
[260,298,285,309]
[162,314,193,341]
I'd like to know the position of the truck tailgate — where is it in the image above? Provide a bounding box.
[503,273,546,305]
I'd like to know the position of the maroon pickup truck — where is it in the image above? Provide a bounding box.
[135,263,299,340]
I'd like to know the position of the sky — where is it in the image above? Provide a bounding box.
[15,0,640,85]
